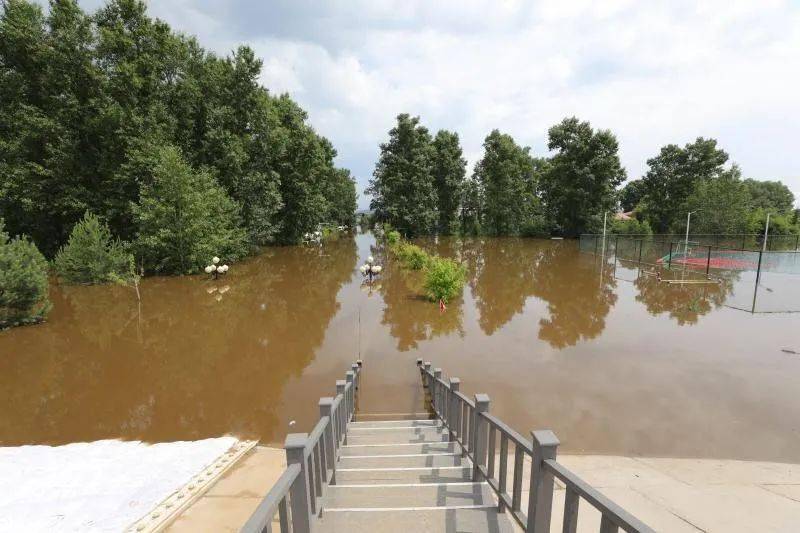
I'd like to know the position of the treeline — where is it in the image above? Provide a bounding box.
[368,115,798,238]
[368,114,625,237]
[0,0,357,267]
[618,138,798,236]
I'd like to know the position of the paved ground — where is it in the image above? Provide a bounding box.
[165,449,800,532]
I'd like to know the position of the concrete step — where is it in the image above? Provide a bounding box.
[323,481,496,509]
[340,441,460,457]
[346,427,448,445]
[336,452,468,469]
[354,413,434,421]
[315,508,516,533]
[350,419,440,429]
[335,466,473,485]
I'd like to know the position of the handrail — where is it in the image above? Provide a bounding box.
[240,463,300,533]
[543,459,653,533]
[240,360,362,533]
[418,359,654,533]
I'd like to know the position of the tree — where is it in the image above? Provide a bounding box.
[474,129,544,236]
[53,212,134,284]
[541,117,626,237]
[742,179,795,215]
[683,167,750,235]
[431,130,466,234]
[460,177,483,235]
[639,138,728,232]
[132,146,247,274]
[0,219,50,328]
[619,180,646,212]
[326,168,358,227]
[367,114,437,237]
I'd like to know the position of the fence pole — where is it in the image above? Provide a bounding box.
[706,246,712,275]
[637,239,643,266]
[336,380,346,444]
[345,371,355,422]
[448,378,460,442]
[285,433,312,533]
[796,234,799,251]
[319,398,336,485]
[433,368,443,417]
[527,430,560,533]
[668,242,673,270]
[472,394,490,481]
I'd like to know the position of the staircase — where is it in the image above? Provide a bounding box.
[241,360,654,533]
[316,417,515,532]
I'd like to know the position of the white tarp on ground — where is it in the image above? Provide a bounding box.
[0,437,237,532]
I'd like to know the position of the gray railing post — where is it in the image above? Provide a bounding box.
[336,380,346,444]
[345,371,355,422]
[433,368,442,415]
[472,394,490,481]
[423,362,432,388]
[285,433,312,533]
[527,430,559,533]
[448,378,460,442]
[319,397,336,485]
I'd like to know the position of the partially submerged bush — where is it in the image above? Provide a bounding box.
[0,220,51,328]
[392,242,431,270]
[423,257,466,303]
[386,229,401,246]
[610,217,652,235]
[54,212,135,284]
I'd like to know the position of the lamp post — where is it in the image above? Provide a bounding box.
[359,255,382,283]
[204,256,229,280]
[761,213,771,253]
[684,210,701,255]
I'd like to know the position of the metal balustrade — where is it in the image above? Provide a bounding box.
[419,359,654,533]
[241,361,362,533]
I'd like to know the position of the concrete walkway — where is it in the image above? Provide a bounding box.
[548,456,800,532]
[165,449,800,532]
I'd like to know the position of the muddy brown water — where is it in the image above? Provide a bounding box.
[1,232,799,463]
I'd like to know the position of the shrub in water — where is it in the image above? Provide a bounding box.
[54,212,135,284]
[423,256,466,303]
[395,242,431,270]
[386,230,401,246]
[0,220,51,328]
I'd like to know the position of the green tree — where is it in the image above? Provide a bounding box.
[541,117,625,236]
[431,130,466,234]
[53,212,134,284]
[683,167,750,234]
[475,129,544,236]
[0,219,50,328]
[326,167,358,227]
[639,138,728,232]
[742,179,795,215]
[132,146,247,274]
[619,180,646,212]
[460,177,483,235]
[367,114,437,237]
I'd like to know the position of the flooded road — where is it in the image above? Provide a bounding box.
[1,232,799,463]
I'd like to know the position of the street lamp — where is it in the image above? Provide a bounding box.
[204,256,229,279]
[684,210,701,255]
[359,255,382,283]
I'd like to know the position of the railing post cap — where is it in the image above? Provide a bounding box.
[319,396,334,406]
[357,359,363,367]
[474,393,490,405]
[434,368,442,375]
[449,377,460,385]
[416,358,423,365]
[531,429,560,448]
[285,432,308,450]
[336,379,346,387]
[424,362,431,368]
[352,363,358,369]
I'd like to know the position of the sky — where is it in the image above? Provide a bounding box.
[50,0,800,209]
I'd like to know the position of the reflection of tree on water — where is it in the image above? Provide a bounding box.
[377,245,464,352]
[634,271,734,325]
[531,246,617,348]
[465,238,543,335]
[0,238,357,445]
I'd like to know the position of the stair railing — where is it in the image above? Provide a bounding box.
[418,359,654,533]
[241,360,362,533]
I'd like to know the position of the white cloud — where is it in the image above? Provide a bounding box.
[62,1,800,207]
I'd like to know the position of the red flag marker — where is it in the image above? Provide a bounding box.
[439,299,446,312]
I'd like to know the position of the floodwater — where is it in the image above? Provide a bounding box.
[1,232,799,463]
